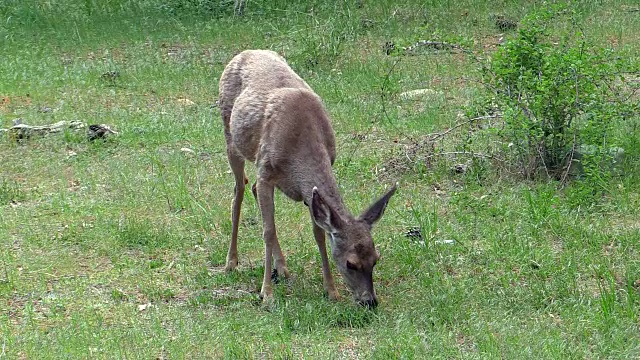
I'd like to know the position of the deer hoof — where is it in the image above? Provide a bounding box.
[279,267,291,279]
[271,267,290,284]
[259,289,274,302]
[224,259,238,272]
[259,294,276,310]
[327,290,341,301]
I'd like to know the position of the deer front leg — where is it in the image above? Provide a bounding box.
[311,218,340,301]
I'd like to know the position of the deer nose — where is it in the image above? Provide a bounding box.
[359,297,378,309]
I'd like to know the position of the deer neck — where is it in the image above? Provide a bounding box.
[301,164,347,217]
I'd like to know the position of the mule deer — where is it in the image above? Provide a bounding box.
[218,50,396,307]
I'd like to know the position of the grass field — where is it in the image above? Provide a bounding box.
[1,1,640,358]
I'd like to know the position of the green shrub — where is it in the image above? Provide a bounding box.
[484,4,637,188]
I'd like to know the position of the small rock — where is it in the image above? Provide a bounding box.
[383,41,396,55]
[434,239,455,245]
[405,226,423,241]
[101,71,119,81]
[360,18,374,29]
[494,16,518,31]
[399,89,442,101]
[87,124,117,141]
[180,147,195,155]
[452,163,468,174]
[434,189,447,196]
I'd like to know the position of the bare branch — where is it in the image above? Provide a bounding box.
[402,40,467,55]
[428,115,501,142]
[535,142,551,179]
[561,132,578,185]
[423,151,501,161]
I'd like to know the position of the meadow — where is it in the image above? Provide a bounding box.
[1,1,639,358]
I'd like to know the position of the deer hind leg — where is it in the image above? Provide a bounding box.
[224,120,247,272]
[256,179,275,300]
[311,217,340,301]
[225,151,246,272]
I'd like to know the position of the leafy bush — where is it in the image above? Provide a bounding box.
[484,5,637,186]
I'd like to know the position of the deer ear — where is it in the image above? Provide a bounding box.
[311,187,345,234]
[358,185,397,226]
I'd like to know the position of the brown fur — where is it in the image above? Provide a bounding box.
[219,50,396,307]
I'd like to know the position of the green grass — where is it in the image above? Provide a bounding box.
[1,0,639,358]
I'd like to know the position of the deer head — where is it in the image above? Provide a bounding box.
[311,185,396,308]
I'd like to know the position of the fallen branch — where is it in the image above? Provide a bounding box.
[402,40,466,54]
[2,120,117,141]
[428,114,501,142]
[3,120,85,139]
[423,151,501,161]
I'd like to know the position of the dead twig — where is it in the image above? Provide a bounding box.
[561,132,578,185]
[424,151,500,161]
[402,40,467,54]
[380,58,402,127]
[535,142,551,179]
[428,115,501,142]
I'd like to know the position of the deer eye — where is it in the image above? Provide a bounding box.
[346,260,359,270]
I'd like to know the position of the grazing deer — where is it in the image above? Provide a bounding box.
[218,50,396,308]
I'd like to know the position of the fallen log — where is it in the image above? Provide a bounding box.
[1,120,117,141]
[6,120,85,140]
